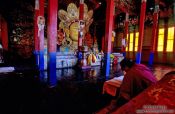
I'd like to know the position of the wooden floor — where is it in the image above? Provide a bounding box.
[0,63,174,114]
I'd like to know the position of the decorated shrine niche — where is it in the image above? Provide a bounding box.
[56,3,104,68]
[58,3,93,52]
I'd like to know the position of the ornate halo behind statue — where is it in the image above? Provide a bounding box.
[58,3,93,52]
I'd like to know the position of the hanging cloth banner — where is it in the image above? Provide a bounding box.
[35,0,39,10]
[80,0,84,4]
[122,39,126,47]
[37,16,45,37]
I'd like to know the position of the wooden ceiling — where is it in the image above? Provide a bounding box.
[0,0,174,16]
[0,0,174,25]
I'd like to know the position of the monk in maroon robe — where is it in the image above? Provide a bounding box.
[95,58,157,114]
[116,58,157,107]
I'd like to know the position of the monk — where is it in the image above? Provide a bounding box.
[116,58,157,107]
[95,58,157,114]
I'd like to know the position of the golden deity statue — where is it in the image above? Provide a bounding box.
[58,3,93,52]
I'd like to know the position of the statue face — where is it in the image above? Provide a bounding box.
[69,22,79,41]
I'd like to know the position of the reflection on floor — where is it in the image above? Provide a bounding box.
[0,64,174,114]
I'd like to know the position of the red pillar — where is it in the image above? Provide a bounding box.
[136,0,147,64]
[111,15,116,52]
[48,0,57,53]
[0,17,1,42]
[34,0,39,52]
[149,5,159,65]
[79,0,84,21]
[38,0,45,70]
[34,0,40,66]
[104,0,114,77]
[162,17,168,63]
[78,0,84,49]
[0,16,1,40]
[122,12,129,57]
[1,17,8,51]
[127,32,130,57]
[173,2,175,53]
[77,0,84,61]
[47,0,58,86]
[133,27,136,51]
[151,6,159,53]
[102,36,105,51]
[39,0,45,51]
[163,18,168,53]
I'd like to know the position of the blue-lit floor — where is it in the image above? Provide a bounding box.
[0,64,174,114]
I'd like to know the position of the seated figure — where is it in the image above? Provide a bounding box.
[111,71,175,114]
[96,58,157,114]
[116,58,157,107]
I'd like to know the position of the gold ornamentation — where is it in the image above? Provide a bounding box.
[83,4,88,16]
[147,87,163,102]
[67,3,79,21]
[168,79,175,86]
[58,3,93,51]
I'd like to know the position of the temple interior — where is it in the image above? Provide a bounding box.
[0,0,175,114]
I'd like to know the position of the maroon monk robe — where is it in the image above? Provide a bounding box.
[116,64,157,107]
